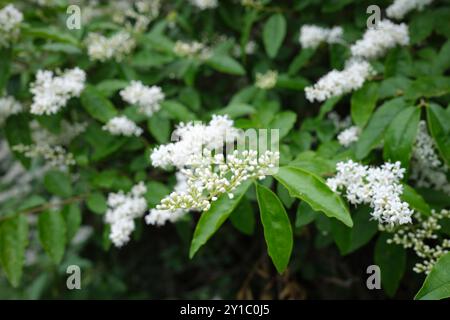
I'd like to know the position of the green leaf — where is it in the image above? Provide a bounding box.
[214,103,255,118]
[22,25,79,46]
[0,47,11,92]
[229,197,255,235]
[148,115,170,143]
[405,77,450,100]
[274,166,353,227]
[43,170,72,198]
[351,82,379,127]
[0,215,28,287]
[426,103,450,166]
[263,14,287,58]
[295,201,318,229]
[268,111,297,140]
[86,192,107,215]
[38,211,66,264]
[383,106,421,168]
[401,184,432,216]
[256,183,293,273]
[62,204,82,242]
[330,206,378,255]
[415,252,450,300]
[355,98,406,160]
[206,54,245,75]
[375,233,406,297]
[189,180,251,258]
[276,74,309,90]
[80,86,118,123]
[95,79,128,97]
[161,100,196,122]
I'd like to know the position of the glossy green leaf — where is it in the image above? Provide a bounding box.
[80,86,117,123]
[38,211,66,264]
[206,54,245,75]
[62,204,82,242]
[401,185,432,216]
[415,252,450,300]
[355,98,406,160]
[274,166,352,227]
[263,14,286,58]
[256,183,293,273]
[426,103,450,166]
[0,47,11,92]
[230,197,255,235]
[189,180,251,258]
[86,192,107,215]
[0,215,28,287]
[383,106,421,168]
[351,82,379,127]
[43,170,72,198]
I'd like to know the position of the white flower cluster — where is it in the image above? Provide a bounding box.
[327,160,413,225]
[255,70,278,90]
[299,25,343,49]
[145,173,189,226]
[173,41,211,60]
[102,116,143,137]
[30,68,86,115]
[386,0,434,20]
[151,115,240,169]
[105,182,148,247]
[411,121,450,194]
[383,209,450,274]
[119,81,164,117]
[86,31,136,62]
[0,96,22,124]
[111,0,161,32]
[305,59,375,102]
[190,0,218,10]
[154,149,280,212]
[30,120,87,146]
[350,20,409,59]
[0,4,23,48]
[12,144,76,169]
[337,126,360,147]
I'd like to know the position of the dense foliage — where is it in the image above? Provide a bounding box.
[0,0,450,300]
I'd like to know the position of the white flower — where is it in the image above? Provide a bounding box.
[299,25,343,49]
[350,20,409,59]
[173,41,211,60]
[337,126,360,147]
[145,173,189,226]
[120,81,164,117]
[410,121,450,194]
[327,160,413,225]
[105,182,148,247]
[150,115,240,169]
[154,149,280,213]
[0,96,22,124]
[190,0,218,10]
[30,68,86,115]
[305,59,375,102]
[102,116,143,137]
[86,31,136,62]
[0,4,23,47]
[386,0,433,20]
[384,209,450,274]
[12,144,76,169]
[255,70,278,90]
